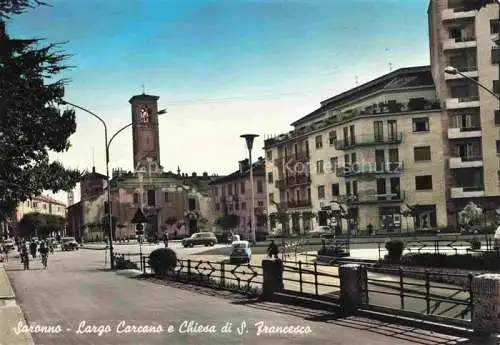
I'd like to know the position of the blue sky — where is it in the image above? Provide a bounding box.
[7,0,430,203]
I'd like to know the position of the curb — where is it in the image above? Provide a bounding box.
[0,265,15,300]
[115,269,144,278]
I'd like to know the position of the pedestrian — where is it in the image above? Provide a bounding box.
[29,240,37,259]
[267,240,279,259]
[3,243,9,262]
[21,244,29,270]
[163,232,169,248]
[39,241,48,268]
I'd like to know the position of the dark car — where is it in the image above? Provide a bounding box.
[182,232,217,248]
[61,237,79,251]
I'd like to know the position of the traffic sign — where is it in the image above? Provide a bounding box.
[131,208,147,223]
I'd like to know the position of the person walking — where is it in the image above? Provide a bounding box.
[29,240,37,259]
[21,243,29,270]
[39,241,48,268]
[3,242,9,262]
[267,240,279,259]
[163,232,169,248]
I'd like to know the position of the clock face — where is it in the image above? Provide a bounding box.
[137,104,152,123]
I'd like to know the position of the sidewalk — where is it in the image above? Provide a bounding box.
[0,264,34,345]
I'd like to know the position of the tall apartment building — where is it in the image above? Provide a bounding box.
[265,66,448,234]
[428,0,500,227]
[209,158,267,237]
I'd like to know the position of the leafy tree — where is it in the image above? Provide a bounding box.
[459,202,483,232]
[18,212,64,238]
[0,1,82,220]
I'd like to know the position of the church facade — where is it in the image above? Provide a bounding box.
[67,93,217,242]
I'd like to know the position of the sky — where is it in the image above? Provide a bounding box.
[6,0,431,205]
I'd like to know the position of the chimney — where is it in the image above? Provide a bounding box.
[92,166,96,173]
[238,159,249,174]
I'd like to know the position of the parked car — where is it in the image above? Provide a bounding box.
[3,239,14,251]
[61,237,79,251]
[229,240,252,264]
[182,232,217,248]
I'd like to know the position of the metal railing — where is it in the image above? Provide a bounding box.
[366,267,475,327]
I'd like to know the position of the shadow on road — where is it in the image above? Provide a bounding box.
[230,299,471,345]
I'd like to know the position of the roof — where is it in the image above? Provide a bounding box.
[129,93,160,104]
[291,65,433,127]
[82,167,108,181]
[209,159,265,185]
[32,195,66,207]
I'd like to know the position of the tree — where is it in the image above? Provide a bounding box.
[271,201,289,233]
[215,214,239,229]
[18,212,65,238]
[0,1,82,220]
[459,202,483,232]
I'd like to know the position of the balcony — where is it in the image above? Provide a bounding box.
[278,199,312,209]
[336,161,403,177]
[274,151,309,167]
[338,191,405,205]
[334,132,403,150]
[447,127,482,139]
[444,66,478,80]
[449,155,483,169]
[441,8,476,21]
[450,186,485,198]
[275,174,311,189]
[445,96,480,109]
[443,37,477,50]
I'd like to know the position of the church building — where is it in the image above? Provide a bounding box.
[67,93,217,242]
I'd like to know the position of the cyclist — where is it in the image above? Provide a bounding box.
[21,243,29,270]
[39,241,48,268]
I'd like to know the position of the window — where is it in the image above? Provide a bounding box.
[412,117,429,132]
[240,181,245,194]
[328,130,337,145]
[331,183,339,196]
[492,48,500,64]
[344,154,350,165]
[228,184,233,195]
[497,140,500,154]
[267,172,273,184]
[104,201,109,214]
[346,182,351,195]
[257,201,264,207]
[491,19,499,34]
[388,120,397,140]
[374,121,384,141]
[147,190,156,206]
[133,193,139,204]
[241,202,246,209]
[495,110,500,125]
[349,125,355,144]
[164,192,169,202]
[266,150,272,161]
[352,180,358,195]
[415,175,433,191]
[296,190,300,200]
[257,180,263,193]
[317,185,325,199]
[316,160,324,174]
[315,135,323,149]
[269,193,274,203]
[188,198,196,210]
[414,146,431,161]
[234,202,239,210]
[495,80,500,94]
[330,157,338,172]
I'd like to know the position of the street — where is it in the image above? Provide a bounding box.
[1,248,466,345]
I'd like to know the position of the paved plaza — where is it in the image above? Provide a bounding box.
[0,247,475,345]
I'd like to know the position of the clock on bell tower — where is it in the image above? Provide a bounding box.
[129,94,161,171]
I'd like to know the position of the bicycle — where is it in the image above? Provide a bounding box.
[41,254,47,268]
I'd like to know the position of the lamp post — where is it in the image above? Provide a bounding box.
[60,100,165,268]
[240,134,259,244]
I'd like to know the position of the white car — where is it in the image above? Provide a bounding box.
[3,239,14,251]
[229,241,252,264]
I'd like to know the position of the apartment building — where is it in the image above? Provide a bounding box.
[265,66,448,234]
[209,158,267,237]
[12,195,67,236]
[429,0,500,227]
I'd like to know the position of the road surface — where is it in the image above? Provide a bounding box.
[3,249,467,345]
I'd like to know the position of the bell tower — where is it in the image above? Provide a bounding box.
[129,94,161,171]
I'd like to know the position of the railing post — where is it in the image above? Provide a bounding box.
[139,253,143,272]
[399,267,405,310]
[425,270,431,314]
[220,262,225,288]
[468,273,474,319]
[298,261,303,293]
[142,255,146,275]
[314,261,318,295]
[187,259,192,281]
[378,242,381,260]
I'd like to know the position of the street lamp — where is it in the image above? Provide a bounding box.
[444,66,500,101]
[60,100,166,268]
[240,134,259,244]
